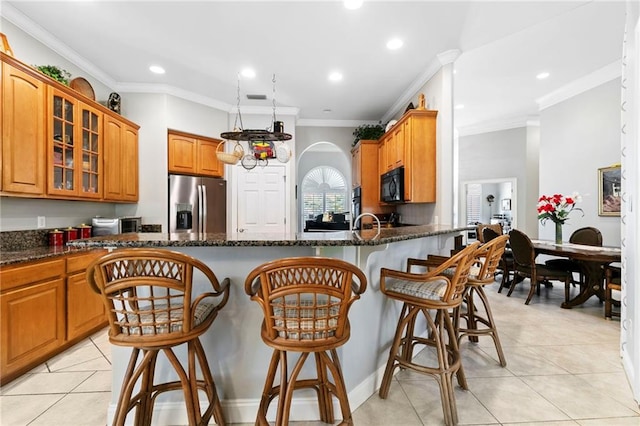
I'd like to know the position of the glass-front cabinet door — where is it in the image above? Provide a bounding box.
[47,87,102,198]
[79,103,102,199]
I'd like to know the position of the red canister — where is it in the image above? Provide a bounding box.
[49,229,64,247]
[63,227,78,243]
[76,224,92,239]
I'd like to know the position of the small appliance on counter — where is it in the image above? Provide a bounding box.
[91,216,142,236]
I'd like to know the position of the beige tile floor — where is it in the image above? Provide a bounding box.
[1,279,638,425]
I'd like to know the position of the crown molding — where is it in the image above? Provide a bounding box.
[2,3,117,89]
[456,114,539,137]
[437,49,461,66]
[296,119,377,128]
[536,60,621,111]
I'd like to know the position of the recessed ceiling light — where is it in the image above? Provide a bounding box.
[536,72,550,80]
[386,38,403,50]
[344,0,363,10]
[241,68,256,79]
[328,72,343,82]
[323,109,332,113]
[455,104,465,110]
[149,65,165,74]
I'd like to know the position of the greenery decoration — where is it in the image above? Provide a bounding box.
[352,123,385,146]
[34,65,71,85]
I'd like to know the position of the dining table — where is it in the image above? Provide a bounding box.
[531,240,621,309]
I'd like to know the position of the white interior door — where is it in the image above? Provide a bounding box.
[236,165,286,233]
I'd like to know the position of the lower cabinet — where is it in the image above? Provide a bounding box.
[66,251,107,341]
[0,250,107,384]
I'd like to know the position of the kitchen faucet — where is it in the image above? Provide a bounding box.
[353,212,381,235]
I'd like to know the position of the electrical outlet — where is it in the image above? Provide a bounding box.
[37,216,46,229]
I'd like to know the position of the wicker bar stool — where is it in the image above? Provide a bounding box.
[244,257,367,426]
[86,248,230,426]
[378,242,480,426]
[411,235,510,367]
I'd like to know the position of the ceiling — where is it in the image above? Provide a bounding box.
[1,1,626,132]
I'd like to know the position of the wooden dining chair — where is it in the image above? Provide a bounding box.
[604,264,622,319]
[508,229,572,305]
[545,227,602,289]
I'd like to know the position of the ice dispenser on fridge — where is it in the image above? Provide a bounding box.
[176,203,193,230]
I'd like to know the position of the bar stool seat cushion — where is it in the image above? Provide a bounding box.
[121,303,215,335]
[272,298,339,340]
[385,277,449,300]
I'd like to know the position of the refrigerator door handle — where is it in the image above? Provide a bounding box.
[197,184,204,234]
[201,184,208,233]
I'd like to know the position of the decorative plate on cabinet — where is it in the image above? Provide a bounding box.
[70,77,95,100]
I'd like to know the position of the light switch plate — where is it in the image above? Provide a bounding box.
[37,216,46,228]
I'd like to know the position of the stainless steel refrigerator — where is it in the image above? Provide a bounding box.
[168,175,226,233]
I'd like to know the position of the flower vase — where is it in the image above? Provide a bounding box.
[555,221,563,244]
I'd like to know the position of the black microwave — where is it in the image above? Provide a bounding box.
[381,167,404,203]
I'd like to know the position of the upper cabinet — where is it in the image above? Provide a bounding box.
[351,140,381,212]
[103,115,139,202]
[396,109,438,203]
[168,130,224,178]
[0,52,139,202]
[1,61,46,195]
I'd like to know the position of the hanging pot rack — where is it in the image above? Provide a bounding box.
[220,73,292,143]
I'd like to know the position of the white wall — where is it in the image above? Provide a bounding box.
[539,78,622,246]
[458,126,531,233]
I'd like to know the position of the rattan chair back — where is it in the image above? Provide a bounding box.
[245,256,367,351]
[381,242,480,308]
[470,235,509,284]
[476,223,503,243]
[87,248,230,347]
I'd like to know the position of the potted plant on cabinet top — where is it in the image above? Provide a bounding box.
[352,123,385,146]
[34,65,71,85]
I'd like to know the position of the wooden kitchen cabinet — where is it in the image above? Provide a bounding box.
[1,52,139,203]
[168,130,224,178]
[47,88,103,199]
[66,250,107,341]
[103,115,139,202]
[0,258,66,384]
[401,109,437,203]
[0,250,108,384]
[351,140,381,212]
[1,60,46,195]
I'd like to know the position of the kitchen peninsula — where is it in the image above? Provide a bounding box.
[68,225,470,424]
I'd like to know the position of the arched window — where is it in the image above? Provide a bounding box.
[301,166,348,221]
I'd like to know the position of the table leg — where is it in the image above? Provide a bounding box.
[560,261,606,309]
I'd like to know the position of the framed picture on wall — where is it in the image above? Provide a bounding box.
[598,165,621,216]
[501,198,511,211]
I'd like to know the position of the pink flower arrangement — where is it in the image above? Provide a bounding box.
[537,193,583,225]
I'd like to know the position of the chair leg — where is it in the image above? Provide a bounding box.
[322,349,353,425]
[192,338,226,426]
[315,352,332,423]
[525,280,537,305]
[256,350,280,426]
[163,347,199,425]
[379,304,418,399]
[114,348,158,426]
[458,286,507,367]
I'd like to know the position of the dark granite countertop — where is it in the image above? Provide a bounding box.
[0,245,103,267]
[1,225,471,266]
[66,225,470,248]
